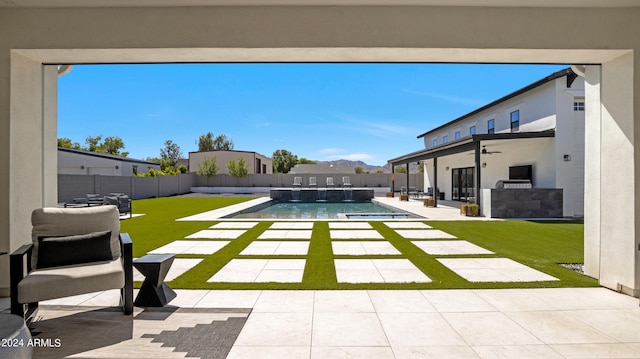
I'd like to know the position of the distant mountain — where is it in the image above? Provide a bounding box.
[313,159,421,174]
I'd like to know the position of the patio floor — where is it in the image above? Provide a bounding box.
[2,287,640,358]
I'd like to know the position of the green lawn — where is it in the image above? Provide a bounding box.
[121,197,597,290]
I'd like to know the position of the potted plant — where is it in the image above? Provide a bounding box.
[424,197,436,207]
[460,203,479,216]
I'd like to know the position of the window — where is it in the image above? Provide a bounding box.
[443,135,448,143]
[574,101,585,111]
[487,119,495,134]
[470,126,476,135]
[454,131,461,140]
[432,138,437,146]
[510,110,520,132]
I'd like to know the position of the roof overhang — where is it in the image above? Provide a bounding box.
[2,0,639,7]
[388,129,555,166]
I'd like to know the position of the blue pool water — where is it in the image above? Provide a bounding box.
[231,201,413,219]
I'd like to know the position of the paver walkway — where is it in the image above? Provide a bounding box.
[142,220,557,285]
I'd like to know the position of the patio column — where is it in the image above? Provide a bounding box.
[433,157,438,207]
[391,167,395,198]
[406,163,410,197]
[475,141,481,207]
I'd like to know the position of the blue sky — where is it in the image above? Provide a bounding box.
[58,63,567,166]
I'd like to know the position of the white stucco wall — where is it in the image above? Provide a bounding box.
[189,150,273,175]
[58,150,160,176]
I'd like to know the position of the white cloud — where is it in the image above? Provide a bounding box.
[318,148,344,155]
[401,88,485,107]
[334,113,414,138]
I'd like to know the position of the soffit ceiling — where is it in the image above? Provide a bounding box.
[1,0,639,7]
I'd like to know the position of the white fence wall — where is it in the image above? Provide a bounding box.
[58,173,423,203]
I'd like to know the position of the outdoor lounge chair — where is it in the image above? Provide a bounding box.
[104,193,133,218]
[309,176,317,188]
[10,205,133,324]
[326,177,335,188]
[293,176,302,187]
[342,176,352,187]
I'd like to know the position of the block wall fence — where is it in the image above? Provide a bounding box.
[58,173,423,203]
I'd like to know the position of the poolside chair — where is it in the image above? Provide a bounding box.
[309,176,317,188]
[293,176,302,188]
[342,176,352,188]
[10,205,134,324]
[326,177,335,188]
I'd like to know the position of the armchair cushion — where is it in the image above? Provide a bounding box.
[17,258,125,304]
[37,230,113,269]
[31,206,121,269]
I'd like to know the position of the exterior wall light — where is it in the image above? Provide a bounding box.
[482,162,487,168]
[115,165,119,169]
[563,155,572,161]
[80,165,84,169]
[445,166,449,171]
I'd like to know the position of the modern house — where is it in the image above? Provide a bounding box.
[189,150,273,175]
[389,68,585,218]
[58,148,161,176]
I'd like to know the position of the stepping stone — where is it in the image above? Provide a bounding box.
[332,241,401,255]
[269,222,314,229]
[149,240,231,255]
[330,230,384,240]
[210,222,258,229]
[329,222,372,229]
[241,241,310,255]
[208,259,306,283]
[395,229,457,239]
[334,259,431,284]
[133,258,202,282]
[185,229,246,239]
[383,222,432,229]
[412,240,494,255]
[437,258,559,282]
[258,230,313,240]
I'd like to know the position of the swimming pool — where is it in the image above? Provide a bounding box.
[230,201,416,219]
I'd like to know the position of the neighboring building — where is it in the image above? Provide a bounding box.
[189,150,273,175]
[389,68,585,217]
[58,148,161,176]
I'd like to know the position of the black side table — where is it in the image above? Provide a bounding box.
[133,254,177,307]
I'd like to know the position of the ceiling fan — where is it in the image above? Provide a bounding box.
[481,145,501,155]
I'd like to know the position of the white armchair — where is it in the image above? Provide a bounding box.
[10,206,133,324]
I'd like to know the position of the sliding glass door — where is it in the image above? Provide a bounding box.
[452,167,475,202]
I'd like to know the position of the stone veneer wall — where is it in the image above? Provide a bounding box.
[490,188,563,218]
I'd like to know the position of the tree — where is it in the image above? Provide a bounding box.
[57,137,81,149]
[197,132,234,151]
[100,136,129,157]
[85,135,102,152]
[272,149,298,174]
[197,157,218,177]
[394,166,407,174]
[160,140,182,169]
[81,134,128,157]
[227,157,249,178]
[354,166,364,174]
[298,158,317,164]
